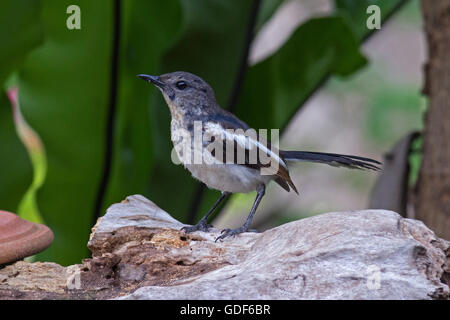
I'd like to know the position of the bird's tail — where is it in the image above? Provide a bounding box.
[280,151,381,171]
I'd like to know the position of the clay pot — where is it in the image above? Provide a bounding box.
[0,211,54,265]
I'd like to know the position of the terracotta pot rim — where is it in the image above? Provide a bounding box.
[0,210,54,265]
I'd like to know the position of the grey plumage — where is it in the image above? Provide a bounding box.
[281,151,381,171]
[138,71,382,241]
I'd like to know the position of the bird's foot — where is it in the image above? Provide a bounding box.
[215,226,258,242]
[181,219,212,234]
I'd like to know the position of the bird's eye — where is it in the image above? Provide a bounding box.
[176,81,187,90]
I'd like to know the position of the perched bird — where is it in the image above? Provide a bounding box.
[138,71,381,241]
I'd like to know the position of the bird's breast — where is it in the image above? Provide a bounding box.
[184,163,271,193]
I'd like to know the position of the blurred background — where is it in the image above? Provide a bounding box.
[218,0,425,229]
[1,0,447,266]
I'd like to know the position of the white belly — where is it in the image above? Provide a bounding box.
[170,119,273,193]
[185,163,272,193]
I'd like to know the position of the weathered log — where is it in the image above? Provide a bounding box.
[1,195,448,300]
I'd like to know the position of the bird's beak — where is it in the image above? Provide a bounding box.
[137,74,165,89]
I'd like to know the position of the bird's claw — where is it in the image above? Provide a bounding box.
[180,220,212,233]
[215,227,247,242]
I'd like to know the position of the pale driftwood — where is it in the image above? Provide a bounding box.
[0,195,449,300]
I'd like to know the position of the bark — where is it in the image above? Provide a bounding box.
[416,0,450,240]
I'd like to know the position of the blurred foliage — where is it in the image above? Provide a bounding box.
[328,71,425,147]
[255,0,284,30]
[396,0,422,24]
[0,0,409,265]
[0,0,42,215]
[0,93,33,213]
[408,136,422,187]
[0,1,43,86]
[366,87,424,145]
[236,16,367,130]
[336,0,408,40]
[8,89,46,225]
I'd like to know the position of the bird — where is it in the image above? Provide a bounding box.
[138,71,381,241]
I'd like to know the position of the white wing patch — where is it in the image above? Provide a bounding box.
[203,122,287,169]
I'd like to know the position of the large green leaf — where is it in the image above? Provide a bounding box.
[256,0,284,30]
[18,0,182,265]
[18,0,114,265]
[0,0,44,86]
[0,0,43,214]
[101,0,182,215]
[236,16,367,130]
[0,93,33,213]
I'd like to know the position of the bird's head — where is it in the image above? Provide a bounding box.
[138,71,217,116]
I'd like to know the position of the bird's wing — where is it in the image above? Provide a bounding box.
[203,113,298,193]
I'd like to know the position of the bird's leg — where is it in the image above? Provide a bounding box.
[215,184,265,242]
[181,191,230,233]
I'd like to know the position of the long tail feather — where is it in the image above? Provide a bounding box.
[280,151,382,171]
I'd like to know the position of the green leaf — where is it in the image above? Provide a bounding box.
[101,0,182,214]
[18,0,182,265]
[256,0,285,30]
[18,0,115,265]
[0,93,33,213]
[8,89,46,225]
[0,0,44,86]
[236,16,367,131]
[0,0,43,215]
